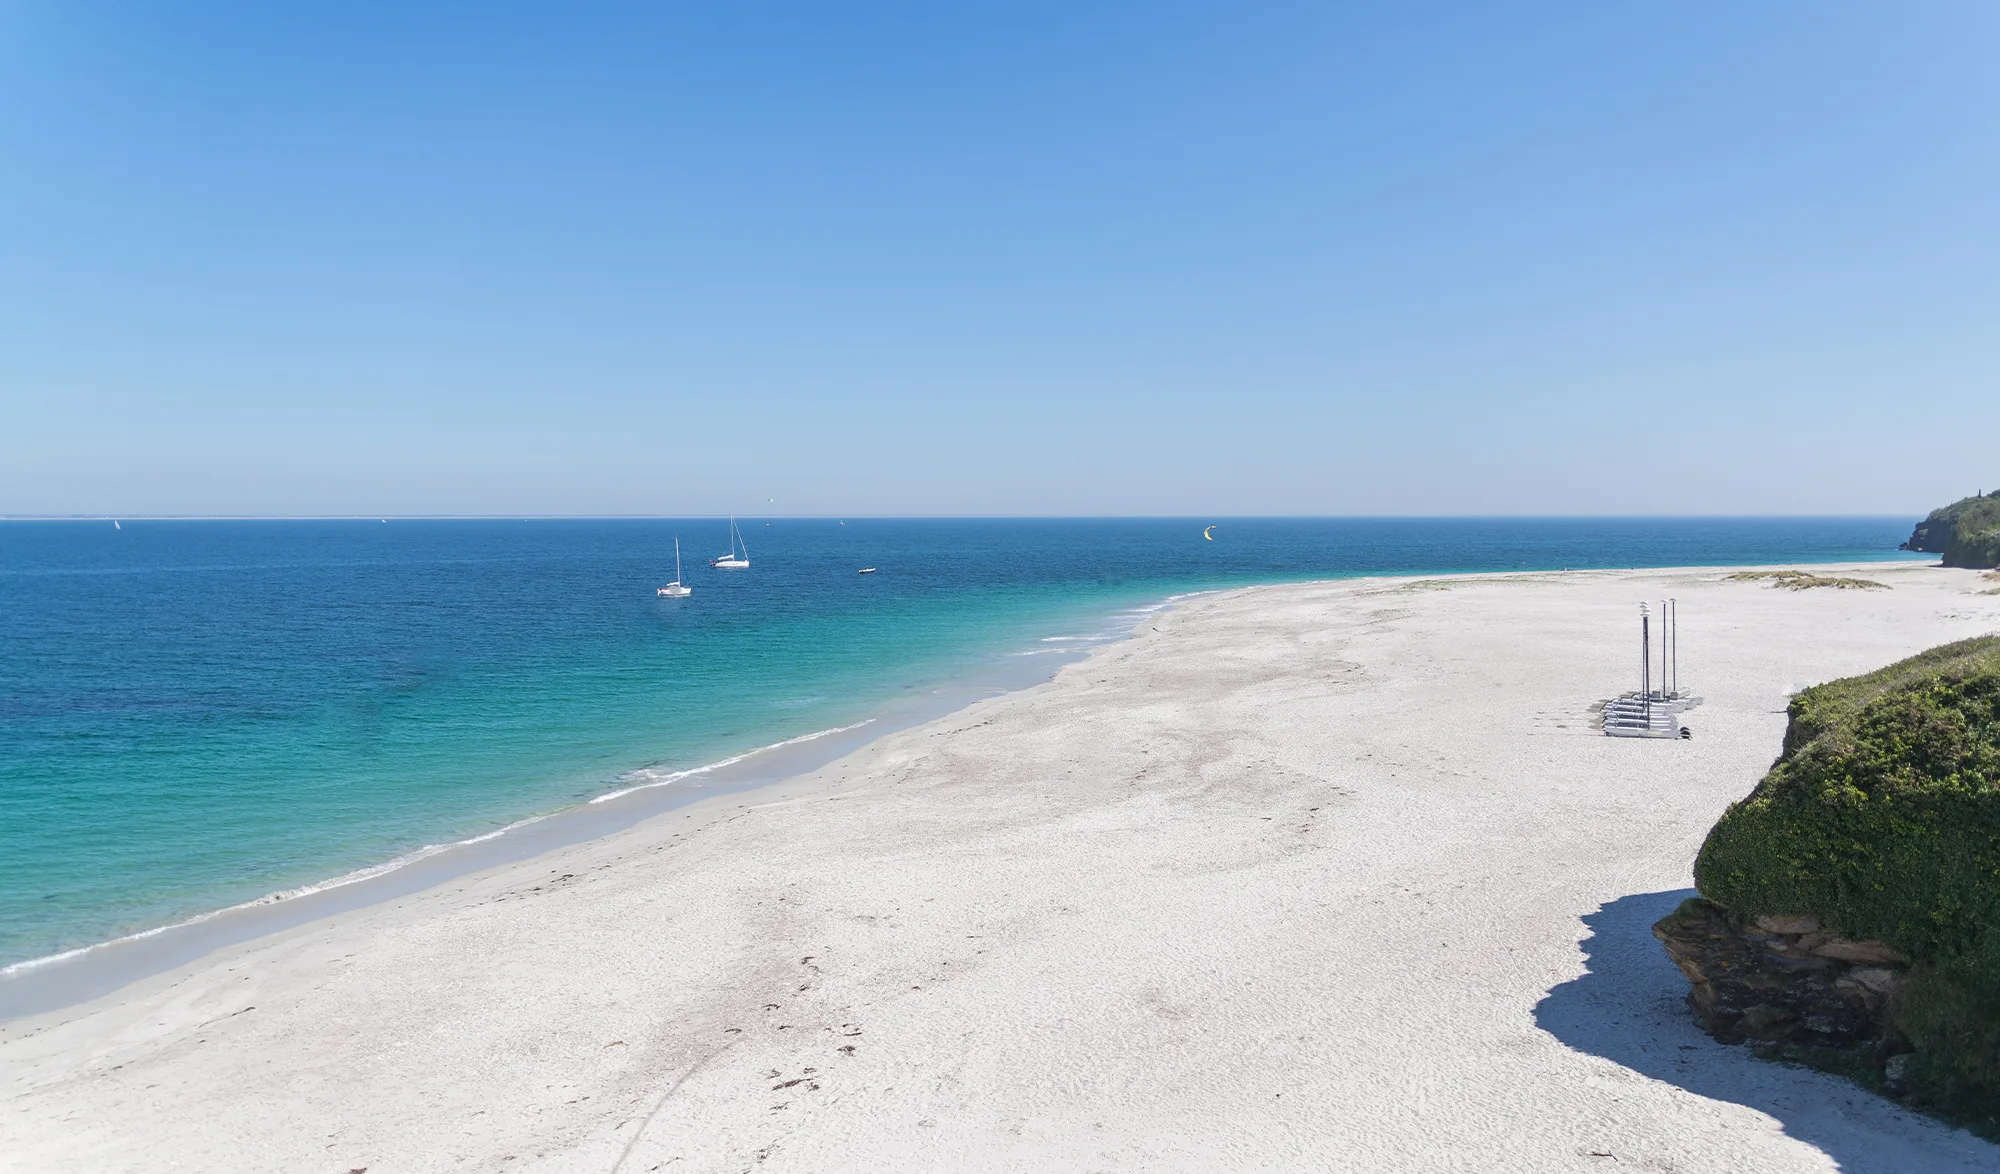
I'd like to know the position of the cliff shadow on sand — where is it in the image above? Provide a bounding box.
[1534,889,2000,1173]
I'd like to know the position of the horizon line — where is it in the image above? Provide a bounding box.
[0,512,1927,522]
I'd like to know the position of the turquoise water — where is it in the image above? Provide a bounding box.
[0,516,1925,968]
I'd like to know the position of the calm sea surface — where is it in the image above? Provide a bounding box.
[0,517,1923,968]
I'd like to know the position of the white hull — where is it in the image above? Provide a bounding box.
[659,537,694,596]
[711,514,750,568]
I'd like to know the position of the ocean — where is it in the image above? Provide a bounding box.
[0,516,1925,977]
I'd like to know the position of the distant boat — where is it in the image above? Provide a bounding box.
[857,567,877,575]
[657,537,692,597]
[710,515,750,569]
[112,520,120,530]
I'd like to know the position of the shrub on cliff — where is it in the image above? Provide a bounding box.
[1903,492,2000,569]
[1694,635,2000,1127]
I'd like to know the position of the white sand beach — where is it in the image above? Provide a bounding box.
[6,562,2000,1174]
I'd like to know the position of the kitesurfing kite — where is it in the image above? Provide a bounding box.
[1203,525,1216,541]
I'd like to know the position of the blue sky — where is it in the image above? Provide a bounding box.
[2,2,1994,517]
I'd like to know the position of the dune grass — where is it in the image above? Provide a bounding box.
[1725,570,1888,591]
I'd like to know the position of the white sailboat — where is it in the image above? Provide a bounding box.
[710,515,750,569]
[657,537,692,597]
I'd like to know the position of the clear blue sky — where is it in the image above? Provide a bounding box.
[2,2,1994,517]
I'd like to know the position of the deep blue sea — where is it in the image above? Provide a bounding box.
[0,516,1924,969]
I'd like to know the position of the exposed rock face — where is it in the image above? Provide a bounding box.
[1652,898,1905,1055]
[1684,636,2000,1133]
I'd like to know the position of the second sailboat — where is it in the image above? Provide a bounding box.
[710,515,750,569]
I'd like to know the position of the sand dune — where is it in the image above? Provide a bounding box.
[5,563,2000,1173]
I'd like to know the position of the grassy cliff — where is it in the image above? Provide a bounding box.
[1903,492,2000,569]
[1694,636,2000,1129]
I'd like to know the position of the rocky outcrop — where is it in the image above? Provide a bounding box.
[1671,637,2000,1132]
[1653,898,1908,1073]
[1902,491,2000,569]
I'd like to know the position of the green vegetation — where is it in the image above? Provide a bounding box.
[1724,570,1888,590]
[1695,636,2000,1131]
[1903,491,2000,569]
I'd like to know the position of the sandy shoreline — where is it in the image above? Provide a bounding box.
[5,562,2000,1172]
[0,615,1147,1022]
